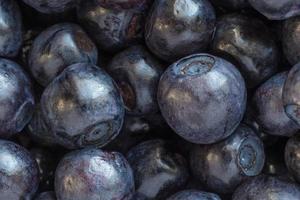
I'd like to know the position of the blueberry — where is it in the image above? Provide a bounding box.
[248,0,300,20]
[158,53,247,144]
[145,0,216,62]
[283,63,300,125]
[126,139,189,200]
[35,191,56,200]
[55,148,134,200]
[30,148,60,192]
[285,135,300,183]
[282,16,300,65]
[29,23,98,87]
[252,72,299,137]
[77,0,152,53]
[0,58,35,138]
[232,175,300,200]
[22,0,77,14]
[167,190,221,200]
[38,63,125,149]
[211,13,279,88]
[190,124,265,194]
[0,139,39,199]
[107,45,163,115]
[0,0,22,58]
[210,0,249,10]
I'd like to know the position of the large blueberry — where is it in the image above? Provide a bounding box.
[232,175,300,200]
[282,16,300,65]
[252,72,299,137]
[211,13,279,88]
[39,63,125,149]
[0,59,35,138]
[167,190,221,200]
[190,124,265,194]
[285,135,300,183]
[55,148,134,200]
[35,191,56,200]
[107,45,163,116]
[22,0,77,14]
[283,63,300,125]
[0,0,22,58]
[158,53,246,144]
[126,140,189,200]
[29,23,98,87]
[145,0,216,62]
[0,139,39,199]
[248,0,300,20]
[77,0,152,53]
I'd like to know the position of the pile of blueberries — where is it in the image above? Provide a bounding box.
[3,0,300,199]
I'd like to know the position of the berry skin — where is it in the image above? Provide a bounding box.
[158,53,246,144]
